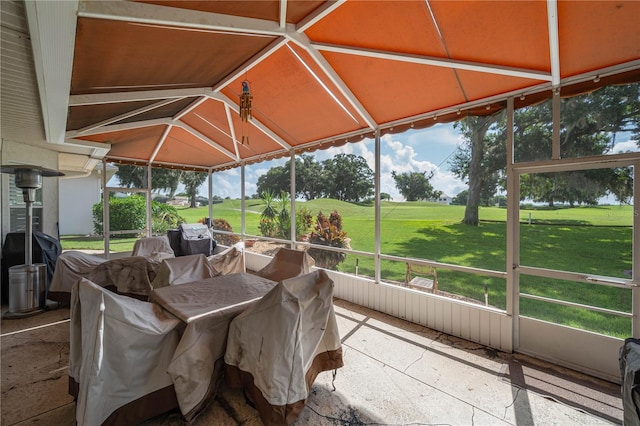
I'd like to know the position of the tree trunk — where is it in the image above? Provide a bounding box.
[463,116,494,226]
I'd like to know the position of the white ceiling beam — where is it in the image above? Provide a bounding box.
[25,0,78,144]
[547,0,561,87]
[312,42,553,81]
[279,0,287,28]
[77,0,285,36]
[149,125,172,164]
[288,33,378,129]
[296,0,346,33]
[177,122,238,161]
[66,118,173,138]
[75,98,183,134]
[69,87,213,106]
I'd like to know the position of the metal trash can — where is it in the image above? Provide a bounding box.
[8,264,47,313]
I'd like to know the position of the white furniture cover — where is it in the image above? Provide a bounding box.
[131,236,175,261]
[70,278,181,426]
[86,256,160,297]
[254,247,315,282]
[208,242,245,275]
[150,273,277,421]
[224,270,343,425]
[50,251,107,298]
[151,254,218,289]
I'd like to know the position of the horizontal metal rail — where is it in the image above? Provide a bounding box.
[520,292,633,318]
[519,265,636,289]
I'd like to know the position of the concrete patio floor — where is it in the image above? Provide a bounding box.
[1,298,623,425]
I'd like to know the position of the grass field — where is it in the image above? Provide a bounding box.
[60,200,634,338]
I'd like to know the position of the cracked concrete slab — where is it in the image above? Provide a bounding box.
[1,299,622,425]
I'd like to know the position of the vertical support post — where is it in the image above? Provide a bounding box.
[208,169,213,225]
[375,129,381,283]
[102,159,109,258]
[241,163,246,238]
[290,150,296,249]
[146,164,152,237]
[552,89,561,160]
[633,161,640,337]
[505,97,519,352]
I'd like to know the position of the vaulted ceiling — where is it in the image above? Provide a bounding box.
[5,0,640,174]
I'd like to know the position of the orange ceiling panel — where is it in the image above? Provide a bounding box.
[305,1,447,58]
[322,51,465,124]
[181,99,236,155]
[80,126,168,161]
[154,127,230,167]
[224,112,287,160]
[61,0,639,171]
[558,1,640,77]
[429,1,550,72]
[71,18,277,94]
[221,45,368,145]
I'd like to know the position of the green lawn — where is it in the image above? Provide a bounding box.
[61,200,634,338]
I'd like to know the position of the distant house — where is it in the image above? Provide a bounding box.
[435,194,452,205]
[59,164,118,236]
[167,196,190,206]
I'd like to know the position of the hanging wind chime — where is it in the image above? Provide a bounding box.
[239,80,252,145]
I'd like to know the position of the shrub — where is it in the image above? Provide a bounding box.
[152,202,185,233]
[211,218,240,246]
[258,191,313,240]
[92,195,185,238]
[307,210,349,270]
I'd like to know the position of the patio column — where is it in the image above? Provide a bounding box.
[505,97,519,352]
[290,150,296,249]
[146,164,152,237]
[241,163,246,238]
[634,160,640,337]
[102,159,109,256]
[375,129,381,283]
[208,169,213,224]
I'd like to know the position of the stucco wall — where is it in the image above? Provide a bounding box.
[59,172,101,236]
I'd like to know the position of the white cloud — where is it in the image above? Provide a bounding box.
[611,139,638,154]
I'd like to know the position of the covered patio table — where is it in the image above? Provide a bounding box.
[150,273,276,422]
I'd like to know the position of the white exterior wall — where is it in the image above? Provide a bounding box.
[0,139,60,243]
[59,171,102,236]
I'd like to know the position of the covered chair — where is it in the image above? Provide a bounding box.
[86,256,159,298]
[208,242,245,275]
[151,254,218,289]
[254,247,315,282]
[69,278,181,426]
[131,236,175,261]
[224,270,343,425]
[49,251,108,304]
